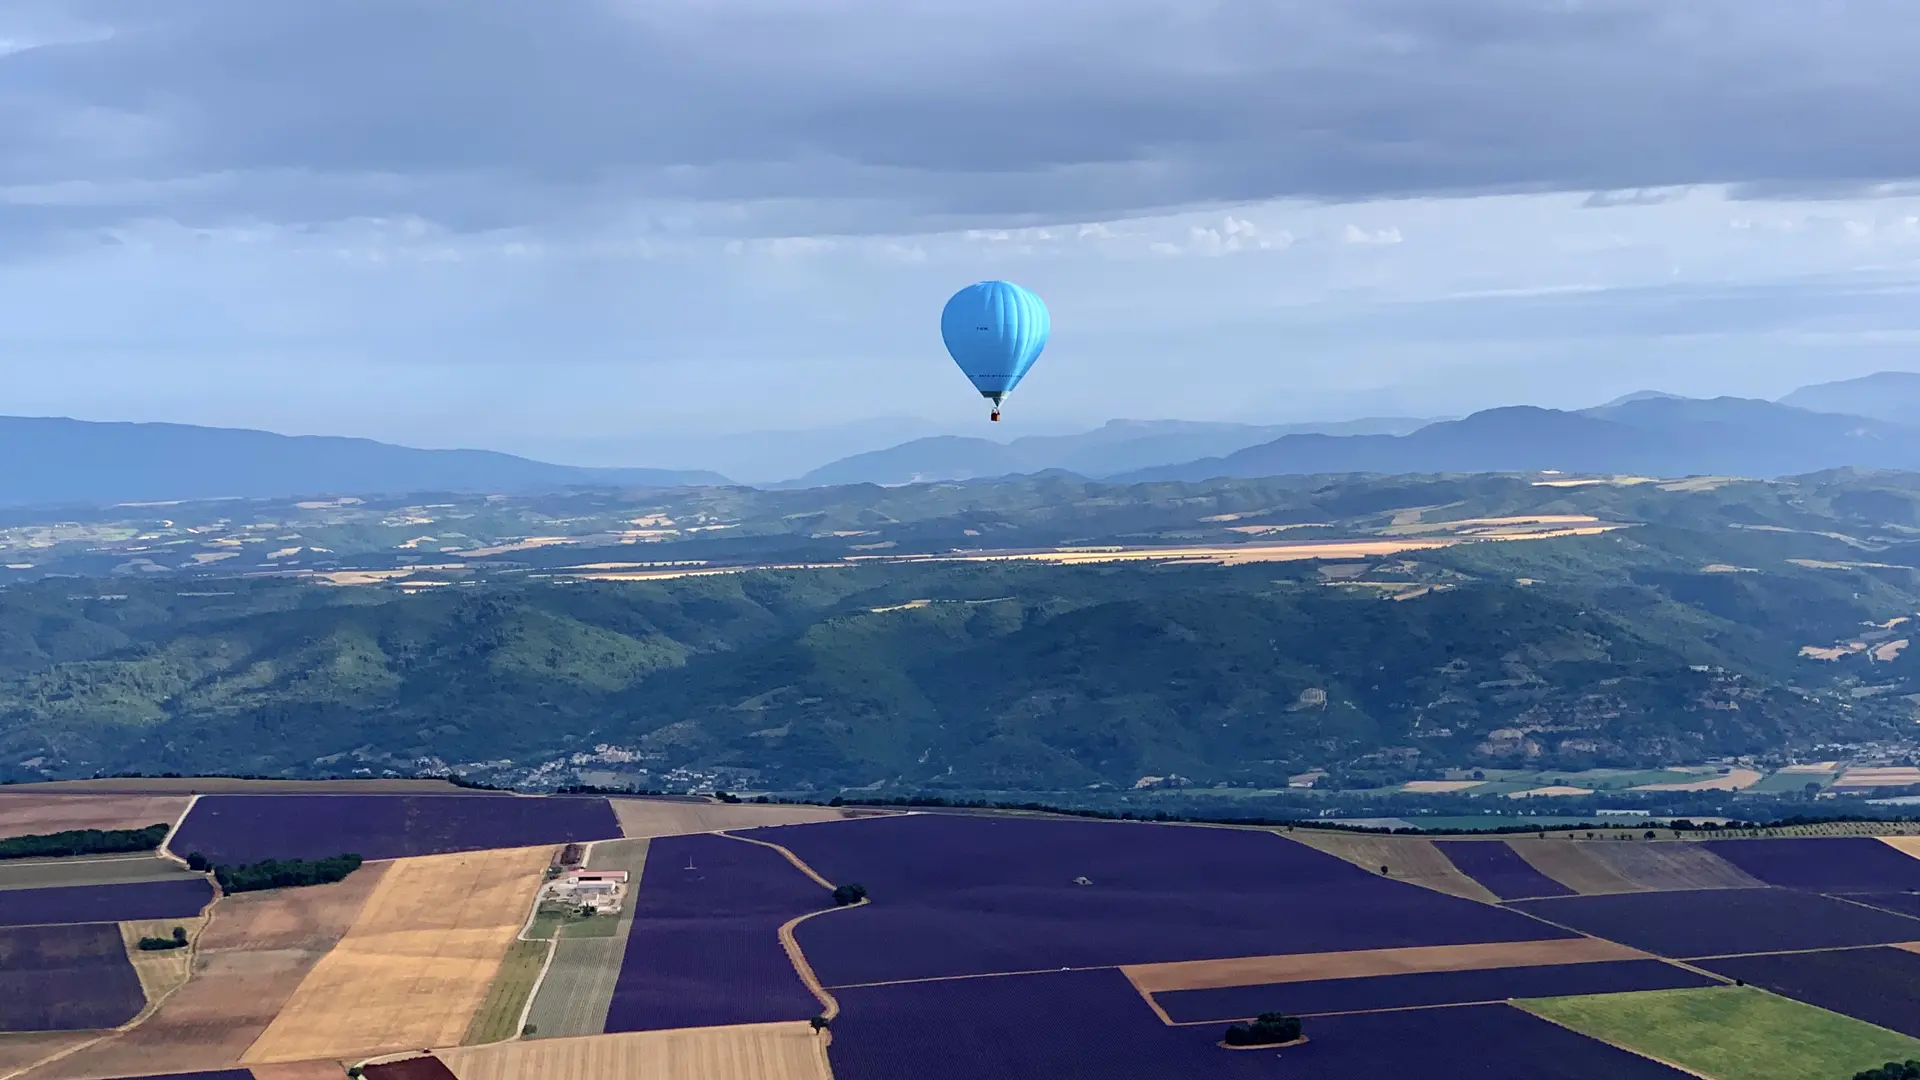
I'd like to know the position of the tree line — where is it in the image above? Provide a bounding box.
[1857,1063,1920,1080]
[0,823,169,861]
[183,851,363,893]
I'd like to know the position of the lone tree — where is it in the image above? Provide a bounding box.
[811,1015,831,1033]
[832,883,868,906]
[1223,1013,1303,1047]
[185,852,211,873]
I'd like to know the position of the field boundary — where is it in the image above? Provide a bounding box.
[1121,937,1648,994]
[155,793,200,870]
[0,878,224,1080]
[718,831,854,1021]
[778,900,867,1022]
[721,832,835,889]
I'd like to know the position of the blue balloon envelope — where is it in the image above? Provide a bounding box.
[940,280,1049,420]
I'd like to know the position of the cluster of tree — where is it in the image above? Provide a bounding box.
[184,852,363,894]
[136,926,189,951]
[0,823,169,861]
[1223,1013,1303,1047]
[831,883,868,906]
[1856,1061,1920,1080]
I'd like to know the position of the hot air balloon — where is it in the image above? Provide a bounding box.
[940,280,1049,422]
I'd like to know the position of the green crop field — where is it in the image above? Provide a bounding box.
[1519,986,1920,1080]
[461,939,551,1045]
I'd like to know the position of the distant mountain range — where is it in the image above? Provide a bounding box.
[783,417,1432,487]
[1123,395,1920,482]
[0,417,728,506]
[1780,371,1920,424]
[15,371,1920,506]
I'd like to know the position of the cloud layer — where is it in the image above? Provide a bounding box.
[5,0,1920,239]
[1,1,1918,474]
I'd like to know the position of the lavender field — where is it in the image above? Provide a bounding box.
[769,815,1569,985]
[1700,946,1920,1037]
[170,793,621,863]
[602,833,824,1032]
[1509,888,1920,957]
[0,877,212,927]
[1154,959,1718,1023]
[0,923,145,1030]
[1704,838,1920,893]
[1434,840,1576,900]
[830,968,1285,1080]
[829,969,1690,1079]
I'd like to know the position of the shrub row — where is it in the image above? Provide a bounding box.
[0,824,169,861]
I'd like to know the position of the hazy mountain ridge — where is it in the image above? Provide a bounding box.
[15,371,1920,507]
[788,417,1433,486]
[1124,396,1920,482]
[1781,371,1920,425]
[0,416,729,506]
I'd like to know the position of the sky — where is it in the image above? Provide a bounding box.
[3,0,1920,475]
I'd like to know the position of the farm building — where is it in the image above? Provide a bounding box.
[545,869,629,912]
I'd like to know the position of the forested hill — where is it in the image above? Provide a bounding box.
[7,467,1920,792]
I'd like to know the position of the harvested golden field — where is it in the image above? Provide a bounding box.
[0,794,188,839]
[119,916,208,1004]
[244,846,551,1064]
[1836,767,1920,788]
[1123,937,1646,994]
[572,563,843,583]
[1505,840,1649,895]
[1533,477,1657,488]
[436,1022,831,1080]
[1381,514,1602,536]
[609,799,853,839]
[27,867,387,1080]
[1400,780,1485,793]
[1630,768,1763,792]
[1779,762,1841,775]
[1285,831,1497,902]
[1879,836,1920,861]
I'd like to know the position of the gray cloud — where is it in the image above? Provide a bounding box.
[1,0,1918,238]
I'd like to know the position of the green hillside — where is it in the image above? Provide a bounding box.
[6,470,1920,794]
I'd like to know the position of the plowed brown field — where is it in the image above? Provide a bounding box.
[0,795,188,839]
[609,800,851,839]
[0,1035,91,1076]
[24,866,386,1080]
